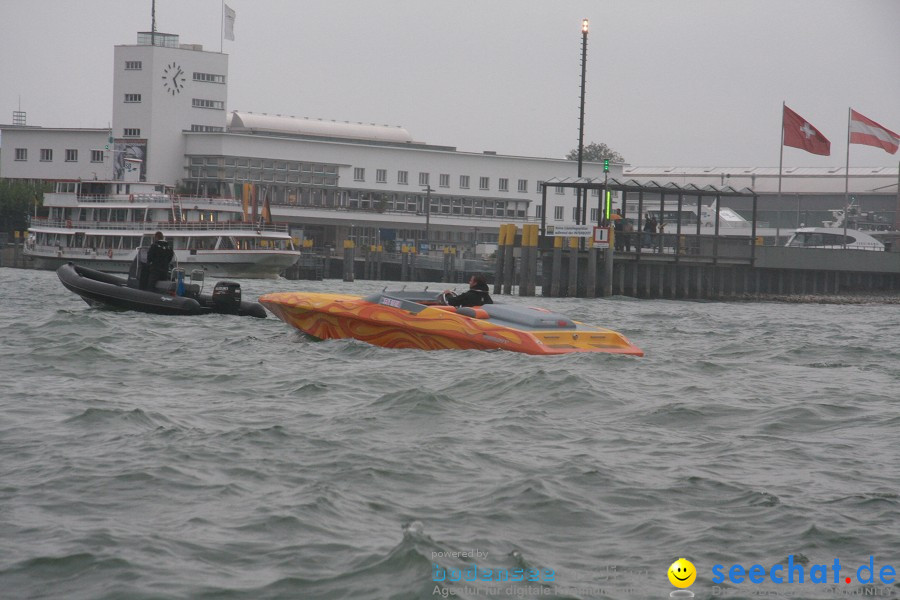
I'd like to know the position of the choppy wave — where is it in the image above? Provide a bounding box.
[1,268,899,599]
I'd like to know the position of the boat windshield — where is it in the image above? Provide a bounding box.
[786,232,853,247]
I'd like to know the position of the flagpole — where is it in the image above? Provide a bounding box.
[220,0,224,53]
[843,108,851,247]
[777,102,785,245]
[895,159,900,231]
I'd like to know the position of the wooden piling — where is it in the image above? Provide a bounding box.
[550,236,563,297]
[401,244,409,281]
[342,239,355,282]
[567,237,578,297]
[503,225,516,296]
[494,224,510,294]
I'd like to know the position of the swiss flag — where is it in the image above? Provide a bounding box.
[783,105,831,156]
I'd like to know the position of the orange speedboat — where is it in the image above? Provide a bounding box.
[259,290,643,356]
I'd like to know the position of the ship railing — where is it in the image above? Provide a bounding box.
[28,217,289,233]
[50,193,245,208]
[27,243,135,258]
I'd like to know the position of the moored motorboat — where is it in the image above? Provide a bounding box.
[57,260,266,318]
[259,290,642,355]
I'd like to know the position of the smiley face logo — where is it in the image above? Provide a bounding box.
[668,558,696,588]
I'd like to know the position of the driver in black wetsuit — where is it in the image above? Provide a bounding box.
[444,274,493,307]
[145,231,174,290]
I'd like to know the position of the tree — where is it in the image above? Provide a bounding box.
[566,142,624,164]
[0,179,46,236]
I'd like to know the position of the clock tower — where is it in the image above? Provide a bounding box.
[112,31,229,186]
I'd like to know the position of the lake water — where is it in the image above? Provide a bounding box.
[1,267,898,600]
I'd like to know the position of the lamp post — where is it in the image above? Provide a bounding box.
[576,18,589,226]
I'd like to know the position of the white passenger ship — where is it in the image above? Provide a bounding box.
[26,181,301,278]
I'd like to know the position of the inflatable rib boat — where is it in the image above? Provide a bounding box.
[57,261,266,318]
[259,290,642,356]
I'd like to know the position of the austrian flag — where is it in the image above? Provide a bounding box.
[850,110,899,155]
[782,105,831,156]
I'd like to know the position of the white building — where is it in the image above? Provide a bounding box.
[0,28,615,252]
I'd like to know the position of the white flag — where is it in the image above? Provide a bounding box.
[224,4,236,41]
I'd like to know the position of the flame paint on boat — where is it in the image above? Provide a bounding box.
[259,291,643,356]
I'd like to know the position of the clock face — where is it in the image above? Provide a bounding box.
[162,62,185,95]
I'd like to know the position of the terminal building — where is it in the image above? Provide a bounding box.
[2,27,898,253]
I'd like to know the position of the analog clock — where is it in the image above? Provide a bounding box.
[162,62,185,95]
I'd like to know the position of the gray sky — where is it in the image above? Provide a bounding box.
[2,0,898,168]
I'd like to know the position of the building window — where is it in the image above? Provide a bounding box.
[123,128,140,137]
[518,179,528,193]
[499,178,509,192]
[40,149,53,162]
[572,207,580,221]
[419,172,429,186]
[193,72,226,84]
[439,174,450,188]
[91,150,104,163]
[192,99,225,110]
[189,124,224,132]
[555,185,565,195]
[398,170,408,185]
[535,205,543,219]
[65,149,78,162]
[554,206,564,221]
[376,169,387,183]
[14,148,27,161]
[124,93,142,103]
[479,177,490,190]
[125,61,142,70]
[460,175,470,189]
[590,208,599,222]
[354,167,365,181]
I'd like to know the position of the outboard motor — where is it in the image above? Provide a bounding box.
[212,281,242,314]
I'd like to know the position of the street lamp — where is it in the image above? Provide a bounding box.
[576,18,589,226]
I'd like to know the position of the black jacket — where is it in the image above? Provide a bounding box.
[447,284,493,307]
[147,240,174,272]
